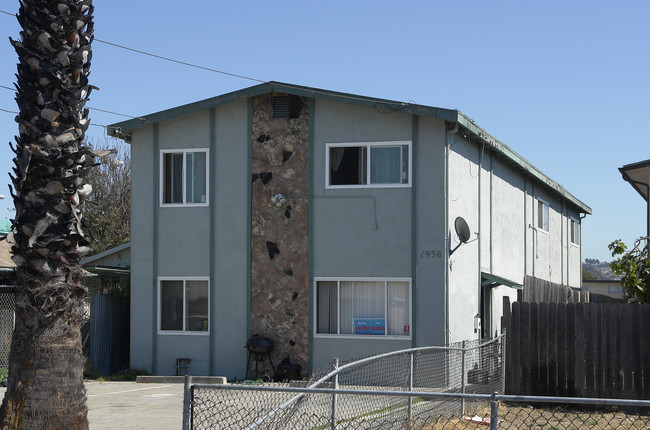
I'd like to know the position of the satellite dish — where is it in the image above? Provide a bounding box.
[450,216,471,256]
[455,217,471,244]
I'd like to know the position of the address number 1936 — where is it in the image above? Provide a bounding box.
[420,250,442,258]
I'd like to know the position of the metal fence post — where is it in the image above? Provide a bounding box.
[331,358,339,430]
[501,328,506,394]
[461,340,466,416]
[182,374,192,430]
[408,352,414,422]
[489,392,499,430]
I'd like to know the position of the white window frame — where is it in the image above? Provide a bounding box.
[160,148,210,207]
[570,217,580,246]
[158,276,210,335]
[536,198,549,232]
[313,277,412,340]
[325,141,412,189]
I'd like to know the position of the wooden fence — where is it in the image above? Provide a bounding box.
[520,275,590,303]
[502,297,650,399]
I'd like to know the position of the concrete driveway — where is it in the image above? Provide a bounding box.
[0,381,185,430]
[87,381,185,429]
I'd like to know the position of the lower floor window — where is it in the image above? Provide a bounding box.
[316,278,411,337]
[159,278,209,333]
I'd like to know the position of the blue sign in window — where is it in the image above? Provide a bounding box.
[354,318,385,335]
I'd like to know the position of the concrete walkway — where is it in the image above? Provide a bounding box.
[0,381,186,429]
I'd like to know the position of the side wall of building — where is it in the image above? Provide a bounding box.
[446,133,583,343]
[130,101,250,378]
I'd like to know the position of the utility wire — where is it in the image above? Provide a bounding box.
[1,83,142,120]
[0,8,418,115]
[94,39,267,84]
[1,7,266,84]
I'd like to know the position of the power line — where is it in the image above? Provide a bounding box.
[1,84,142,120]
[95,39,267,84]
[0,8,417,117]
[1,107,109,129]
[1,8,267,84]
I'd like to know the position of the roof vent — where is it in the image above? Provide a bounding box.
[272,96,290,119]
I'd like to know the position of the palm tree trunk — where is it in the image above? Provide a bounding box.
[1,1,96,428]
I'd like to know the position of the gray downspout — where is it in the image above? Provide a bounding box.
[152,122,159,374]
[445,123,459,346]
[411,115,418,348]
[209,107,216,374]
[477,143,482,336]
[307,98,315,373]
[489,150,494,274]
[523,177,527,277]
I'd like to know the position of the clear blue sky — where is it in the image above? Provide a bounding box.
[0,1,648,262]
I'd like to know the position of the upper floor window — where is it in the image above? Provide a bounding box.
[161,149,209,206]
[536,198,549,231]
[326,141,411,188]
[315,278,411,338]
[570,218,580,245]
[159,277,209,334]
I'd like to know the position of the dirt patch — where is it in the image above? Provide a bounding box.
[420,403,650,429]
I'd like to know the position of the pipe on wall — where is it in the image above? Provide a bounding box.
[444,123,459,346]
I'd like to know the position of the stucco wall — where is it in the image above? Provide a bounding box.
[446,132,482,343]
[129,125,155,373]
[130,102,250,378]
[310,101,445,369]
[446,131,583,342]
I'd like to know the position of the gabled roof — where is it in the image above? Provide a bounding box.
[107,81,591,215]
[619,159,650,202]
[80,242,130,267]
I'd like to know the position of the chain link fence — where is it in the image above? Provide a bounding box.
[187,336,506,429]
[188,385,650,429]
[0,287,14,377]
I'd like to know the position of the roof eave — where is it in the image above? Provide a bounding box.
[107,82,591,215]
[619,160,650,202]
[456,113,592,215]
[107,81,459,140]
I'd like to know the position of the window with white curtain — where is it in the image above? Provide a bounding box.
[326,141,411,188]
[315,278,411,338]
[160,149,209,206]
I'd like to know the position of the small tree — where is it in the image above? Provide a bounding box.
[82,139,130,254]
[608,237,650,303]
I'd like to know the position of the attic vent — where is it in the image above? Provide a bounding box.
[272,95,305,119]
[272,96,290,118]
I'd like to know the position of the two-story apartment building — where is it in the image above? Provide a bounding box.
[108,82,591,378]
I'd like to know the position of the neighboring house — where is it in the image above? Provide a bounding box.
[0,221,15,284]
[81,243,131,376]
[108,82,591,378]
[81,242,131,290]
[581,279,624,300]
[619,159,650,238]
